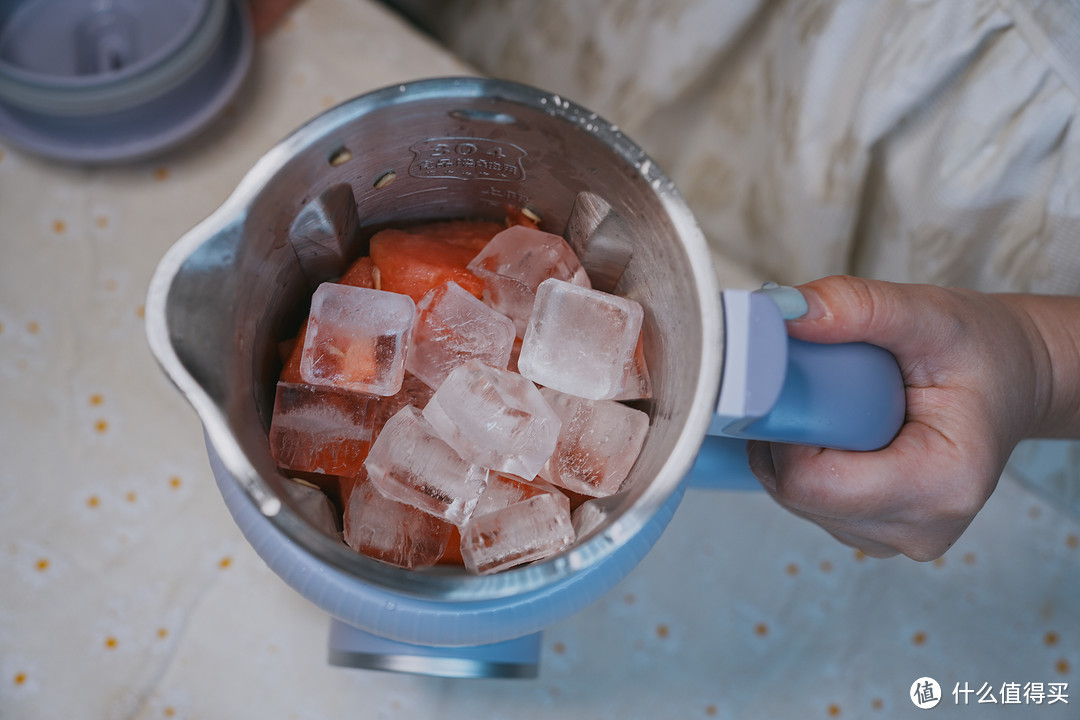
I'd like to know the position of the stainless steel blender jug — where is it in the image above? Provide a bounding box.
[146,77,904,678]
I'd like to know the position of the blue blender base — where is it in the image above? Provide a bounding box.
[321,437,761,679]
[328,621,541,679]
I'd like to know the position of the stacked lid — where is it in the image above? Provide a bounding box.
[0,0,252,162]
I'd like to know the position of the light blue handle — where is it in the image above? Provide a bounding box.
[736,339,905,452]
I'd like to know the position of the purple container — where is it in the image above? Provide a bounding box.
[0,0,253,163]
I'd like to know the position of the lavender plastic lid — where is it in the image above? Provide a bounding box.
[0,0,253,163]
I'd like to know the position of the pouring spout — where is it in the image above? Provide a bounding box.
[145,207,304,516]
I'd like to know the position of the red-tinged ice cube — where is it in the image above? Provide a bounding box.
[268,382,377,478]
[460,473,575,574]
[407,281,515,390]
[343,475,453,569]
[300,283,416,396]
[537,388,649,497]
[467,225,591,336]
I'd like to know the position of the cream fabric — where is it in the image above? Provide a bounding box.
[400,0,1080,293]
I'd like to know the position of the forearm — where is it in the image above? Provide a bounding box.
[1005,293,1080,439]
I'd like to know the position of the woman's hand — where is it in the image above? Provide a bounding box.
[748,275,1079,560]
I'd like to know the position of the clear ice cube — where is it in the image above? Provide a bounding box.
[538,388,649,497]
[610,333,652,401]
[460,474,574,574]
[467,225,591,336]
[300,283,416,396]
[518,279,644,400]
[268,382,377,478]
[422,359,561,480]
[407,281,516,390]
[343,475,452,569]
[364,405,489,525]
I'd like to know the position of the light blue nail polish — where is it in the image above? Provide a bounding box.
[757,282,808,320]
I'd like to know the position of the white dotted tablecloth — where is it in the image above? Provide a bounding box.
[0,1,1076,718]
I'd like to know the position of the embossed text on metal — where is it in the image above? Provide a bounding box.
[409,137,526,182]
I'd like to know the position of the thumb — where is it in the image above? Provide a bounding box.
[785,275,954,357]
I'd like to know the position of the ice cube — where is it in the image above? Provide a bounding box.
[610,333,652,401]
[422,359,561,480]
[460,474,574,574]
[364,405,489,525]
[518,279,644,400]
[407,281,516,390]
[269,382,377,478]
[372,372,434,435]
[343,475,452,569]
[538,388,649,497]
[300,283,416,396]
[467,225,591,336]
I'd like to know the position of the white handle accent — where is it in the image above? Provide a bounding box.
[709,289,789,436]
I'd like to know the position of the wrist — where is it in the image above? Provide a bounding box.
[1002,294,1080,438]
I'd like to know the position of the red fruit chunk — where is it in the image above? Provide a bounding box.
[339,256,378,289]
[369,220,505,303]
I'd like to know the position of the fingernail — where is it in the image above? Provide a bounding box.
[757,282,808,320]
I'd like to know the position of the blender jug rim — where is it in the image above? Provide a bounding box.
[146,76,724,602]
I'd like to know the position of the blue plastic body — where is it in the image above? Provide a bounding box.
[725,338,905,452]
[208,439,687,650]
[208,334,904,674]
